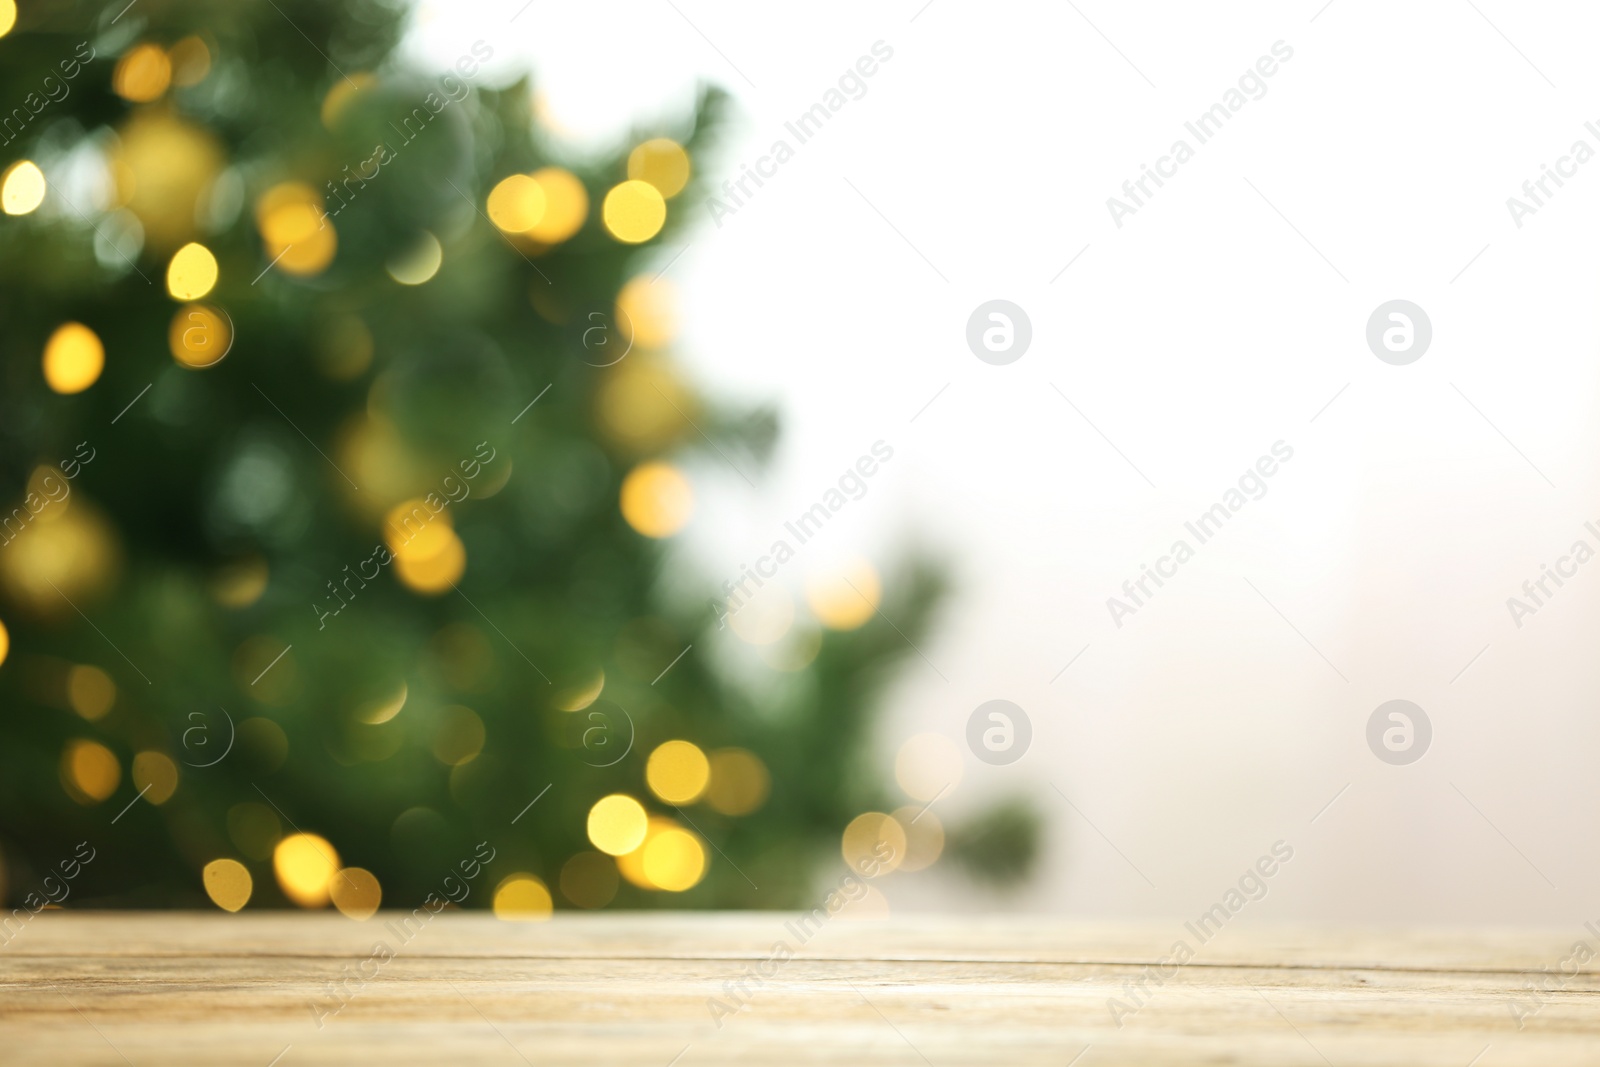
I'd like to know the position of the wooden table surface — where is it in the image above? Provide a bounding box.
[2,911,1596,1065]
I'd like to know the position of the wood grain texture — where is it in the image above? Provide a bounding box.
[2,912,1597,1065]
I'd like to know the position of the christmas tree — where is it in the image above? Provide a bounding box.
[0,0,1033,916]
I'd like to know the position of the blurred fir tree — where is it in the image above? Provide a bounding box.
[0,0,1033,914]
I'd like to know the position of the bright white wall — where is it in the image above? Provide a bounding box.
[410,1,1600,926]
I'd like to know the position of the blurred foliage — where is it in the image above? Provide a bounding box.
[0,0,1035,914]
[945,796,1042,887]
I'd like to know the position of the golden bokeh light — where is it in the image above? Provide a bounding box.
[841,812,906,877]
[641,827,706,892]
[27,465,70,523]
[619,461,692,538]
[834,883,892,922]
[552,669,605,712]
[894,733,964,803]
[202,859,253,912]
[330,867,382,920]
[131,751,178,805]
[493,874,554,921]
[386,231,442,286]
[559,852,619,909]
[227,802,281,861]
[0,499,119,613]
[61,739,120,804]
[615,816,677,888]
[805,556,882,630]
[645,740,709,805]
[211,556,267,604]
[337,414,418,509]
[42,322,105,394]
[601,180,666,244]
[527,167,587,243]
[627,139,692,199]
[113,111,223,249]
[320,72,375,128]
[2,160,45,215]
[586,793,648,856]
[255,183,336,276]
[431,705,485,766]
[386,501,467,594]
[891,806,945,874]
[66,664,116,720]
[614,275,676,350]
[0,618,8,669]
[276,219,336,275]
[394,526,466,594]
[166,242,219,301]
[595,357,692,452]
[168,36,211,87]
[257,182,323,243]
[356,681,408,725]
[704,748,771,816]
[0,0,15,38]
[486,174,546,234]
[168,304,233,368]
[385,498,451,557]
[727,583,794,647]
[112,43,172,103]
[273,832,340,908]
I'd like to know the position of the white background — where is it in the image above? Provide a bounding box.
[409,1,1600,926]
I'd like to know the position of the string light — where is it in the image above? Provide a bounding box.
[841,812,906,877]
[487,174,546,234]
[42,323,104,394]
[66,665,116,720]
[61,739,120,804]
[641,827,706,892]
[627,139,692,198]
[168,304,233,368]
[805,556,882,630]
[131,752,179,804]
[203,859,253,912]
[646,740,710,804]
[493,874,553,921]
[620,461,692,538]
[894,733,964,802]
[168,37,212,87]
[602,180,666,243]
[112,43,171,102]
[587,794,647,855]
[615,275,677,349]
[274,833,340,908]
[330,867,382,919]
[255,182,336,276]
[1,160,45,215]
[386,231,442,285]
[320,73,375,128]
[705,749,771,816]
[552,669,605,712]
[166,242,219,301]
[527,167,587,243]
[892,806,945,873]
